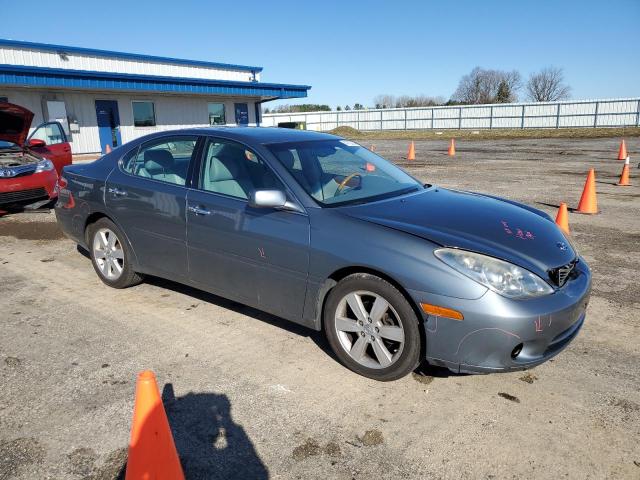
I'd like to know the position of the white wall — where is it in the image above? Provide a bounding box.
[0,46,260,82]
[262,98,640,131]
[0,88,261,154]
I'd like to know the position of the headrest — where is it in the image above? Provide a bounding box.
[144,149,174,173]
[277,149,295,169]
[208,154,243,182]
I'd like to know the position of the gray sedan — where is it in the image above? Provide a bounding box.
[55,128,591,381]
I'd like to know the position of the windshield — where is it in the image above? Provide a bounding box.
[268,139,421,206]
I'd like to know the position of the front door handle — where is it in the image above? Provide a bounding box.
[108,187,127,197]
[188,205,211,215]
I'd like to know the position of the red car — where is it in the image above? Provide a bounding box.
[0,102,72,210]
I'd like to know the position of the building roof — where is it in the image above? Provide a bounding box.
[0,39,263,73]
[0,64,310,99]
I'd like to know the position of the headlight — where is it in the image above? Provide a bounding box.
[35,159,55,173]
[434,248,554,299]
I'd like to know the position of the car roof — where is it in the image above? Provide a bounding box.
[152,127,340,145]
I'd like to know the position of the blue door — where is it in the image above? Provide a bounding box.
[234,103,249,125]
[95,100,122,153]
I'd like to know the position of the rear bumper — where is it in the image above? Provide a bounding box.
[0,170,58,207]
[409,258,591,374]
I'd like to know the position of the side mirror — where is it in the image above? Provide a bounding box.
[28,138,46,148]
[249,190,287,209]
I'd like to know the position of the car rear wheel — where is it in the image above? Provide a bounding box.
[88,218,143,288]
[323,273,422,381]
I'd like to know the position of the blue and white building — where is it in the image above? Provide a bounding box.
[0,39,310,154]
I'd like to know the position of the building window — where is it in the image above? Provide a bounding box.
[208,103,226,125]
[132,101,156,127]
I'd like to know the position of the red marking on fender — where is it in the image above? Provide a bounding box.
[534,317,543,333]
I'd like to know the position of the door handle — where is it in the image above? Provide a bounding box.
[108,187,127,197]
[188,205,211,215]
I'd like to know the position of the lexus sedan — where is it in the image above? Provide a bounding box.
[0,101,72,209]
[55,128,591,381]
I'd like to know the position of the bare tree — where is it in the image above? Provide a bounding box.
[452,67,522,104]
[373,94,396,109]
[526,67,571,102]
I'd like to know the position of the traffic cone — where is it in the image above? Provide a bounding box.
[125,371,184,480]
[448,139,456,157]
[555,202,570,235]
[105,144,112,154]
[407,141,415,161]
[617,157,631,186]
[617,139,627,160]
[576,168,598,214]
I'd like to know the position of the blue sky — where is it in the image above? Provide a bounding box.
[1,0,638,108]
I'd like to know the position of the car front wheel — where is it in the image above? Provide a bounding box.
[88,218,143,289]
[323,273,422,381]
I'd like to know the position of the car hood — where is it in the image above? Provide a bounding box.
[341,187,576,278]
[0,102,34,147]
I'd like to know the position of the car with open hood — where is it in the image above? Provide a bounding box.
[0,101,72,209]
[54,127,591,381]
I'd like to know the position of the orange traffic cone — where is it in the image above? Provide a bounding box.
[125,371,184,480]
[617,139,627,160]
[617,156,631,186]
[448,139,456,157]
[105,144,112,154]
[407,141,415,161]
[576,168,598,214]
[555,202,570,235]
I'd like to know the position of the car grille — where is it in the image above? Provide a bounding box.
[548,259,578,287]
[0,164,37,178]
[0,188,48,205]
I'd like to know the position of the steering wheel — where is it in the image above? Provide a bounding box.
[336,173,362,194]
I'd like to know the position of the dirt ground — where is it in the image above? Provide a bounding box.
[0,137,639,479]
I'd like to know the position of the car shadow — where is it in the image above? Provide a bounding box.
[76,246,451,377]
[144,275,336,357]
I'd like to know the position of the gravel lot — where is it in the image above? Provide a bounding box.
[0,137,638,479]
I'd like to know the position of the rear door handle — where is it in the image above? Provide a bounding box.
[188,205,211,215]
[108,187,127,196]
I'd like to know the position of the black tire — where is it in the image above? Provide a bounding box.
[87,217,143,289]
[323,273,422,381]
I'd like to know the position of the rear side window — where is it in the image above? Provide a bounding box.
[121,136,197,186]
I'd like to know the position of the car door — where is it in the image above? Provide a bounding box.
[186,137,310,321]
[105,135,200,280]
[28,122,72,173]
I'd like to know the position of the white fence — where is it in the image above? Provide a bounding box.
[262,98,640,131]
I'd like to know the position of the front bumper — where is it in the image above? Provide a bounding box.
[409,258,591,374]
[0,169,58,207]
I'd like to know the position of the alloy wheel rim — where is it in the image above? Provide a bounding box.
[93,228,124,280]
[334,290,405,369]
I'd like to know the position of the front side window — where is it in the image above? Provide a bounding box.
[199,138,282,199]
[30,122,65,145]
[132,101,156,127]
[122,136,197,186]
[208,103,226,125]
[268,140,421,206]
